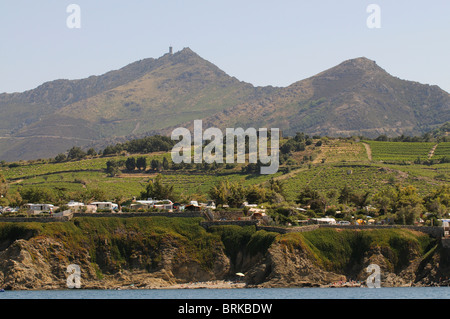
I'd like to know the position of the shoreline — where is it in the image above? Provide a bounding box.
[158,280,246,289]
[3,280,450,291]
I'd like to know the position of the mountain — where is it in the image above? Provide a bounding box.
[197,57,450,137]
[0,49,449,161]
[0,48,273,161]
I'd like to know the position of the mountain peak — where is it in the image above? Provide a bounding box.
[338,57,383,72]
[171,47,199,59]
[177,47,195,55]
[310,56,388,85]
[163,46,207,66]
[326,57,391,79]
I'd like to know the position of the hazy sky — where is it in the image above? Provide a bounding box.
[1,0,450,93]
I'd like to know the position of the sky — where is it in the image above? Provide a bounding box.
[1,0,450,93]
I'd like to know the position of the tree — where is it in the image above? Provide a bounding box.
[209,180,229,206]
[114,194,127,212]
[396,205,422,225]
[208,180,246,208]
[375,135,389,141]
[338,185,353,205]
[54,153,67,162]
[297,186,327,214]
[162,157,170,170]
[395,185,423,211]
[87,148,97,156]
[294,132,305,142]
[140,174,175,200]
[0,173,8,206]
[67,146,86,160]
[246,185,267,204]
[242,162,261,174]
[0,173,22,207]
[372,188,396,215]
[269,178,285,197]
[125,157,136,171]
[136,157,147,171]
[280,138,305,155]
[106,160,120,177]
[227,182,246,208]
[102,145,119,156]
[82,188,108,203]
[423,185,449,217]
[19,186,56,204]
[151,159,161,171]
[349,191,371,209]
[0,173,7,198]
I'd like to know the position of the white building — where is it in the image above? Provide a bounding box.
[152,200,173,210]
[311,217,336,225]
[67,201,85,212]
[130,199,173,211]
[89,202,118,212]
[24,203,56,215]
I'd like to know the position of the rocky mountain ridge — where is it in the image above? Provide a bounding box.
[1,48,449,161]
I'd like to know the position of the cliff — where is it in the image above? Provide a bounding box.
[0,218,447,290]
[245,228,444,287]
[0,217,230,290]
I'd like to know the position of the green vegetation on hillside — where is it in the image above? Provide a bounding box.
[277,228,435,274]
[0,133,449,226]
[434,142,450,161]
[0,217,437,281]
[207,225,278,267]
[0,217,223,275]
[366,141,436,163]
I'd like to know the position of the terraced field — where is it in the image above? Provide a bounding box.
[365,141,436,163]
[312,139,368,163]
[1,153,281,200]
[433,142,450,160]
[282,164,400,202]
[1,138,448,204]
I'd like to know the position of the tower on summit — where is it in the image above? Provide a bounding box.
[169,46,173,54]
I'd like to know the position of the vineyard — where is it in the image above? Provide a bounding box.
[158,171,281,198]
[1,138,449,204]
[433,142,450,160]
[1,152,281,200]
[365,141,436,163]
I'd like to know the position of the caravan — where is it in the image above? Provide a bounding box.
[130,199,173,211]
[24,204,56,215]
[89,202,118,212]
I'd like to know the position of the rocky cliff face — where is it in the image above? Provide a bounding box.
[0,221,448,290]
[244,231,447,288]
[0,237,92,290]
[0,231,231,290]
[245,241,346,287]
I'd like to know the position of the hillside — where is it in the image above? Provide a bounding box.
[0,218,447,290]
[1,49,449,161]
[1,137,448,220]
[0,48,272,161]
[199,57,450,137]
[0,135,449,292]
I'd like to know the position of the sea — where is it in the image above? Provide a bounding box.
[2,287,448,317]
[1,286,450,299]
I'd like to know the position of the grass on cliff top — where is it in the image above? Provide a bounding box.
[207,225,279,265]
[0,217,224,274]
[0,218,438,279]
[277,228,435,274]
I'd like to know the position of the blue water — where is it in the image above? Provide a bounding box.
[1,287,450,299]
